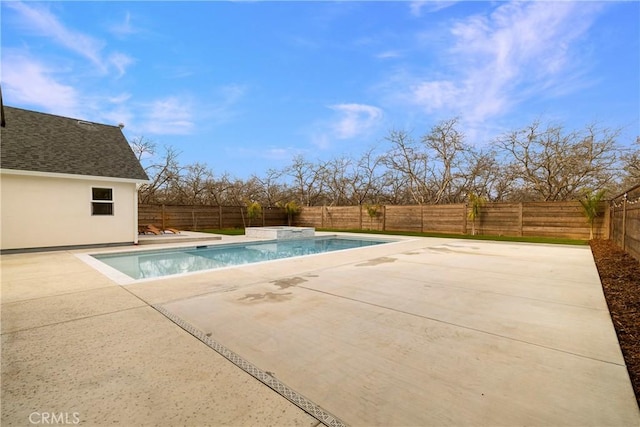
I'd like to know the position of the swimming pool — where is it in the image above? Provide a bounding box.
[91,236,393,281]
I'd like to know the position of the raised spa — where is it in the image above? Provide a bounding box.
[244,226,315,240]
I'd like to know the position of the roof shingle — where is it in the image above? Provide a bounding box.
[1,106,148,181]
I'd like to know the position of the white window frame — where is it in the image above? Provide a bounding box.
[91,187,114,216]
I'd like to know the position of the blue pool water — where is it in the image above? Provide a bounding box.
[92,236,392,280]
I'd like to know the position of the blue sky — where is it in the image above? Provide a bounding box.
[2,1,639,178]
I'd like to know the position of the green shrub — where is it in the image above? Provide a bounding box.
[246,201,262,227]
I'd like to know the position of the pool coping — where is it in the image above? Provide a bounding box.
[75,233,407,285]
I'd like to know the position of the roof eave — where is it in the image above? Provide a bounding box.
[0,168,150,184]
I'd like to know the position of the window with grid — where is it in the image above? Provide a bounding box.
[91,187,113,215]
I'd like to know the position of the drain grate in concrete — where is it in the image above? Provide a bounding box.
[153,304,347,427]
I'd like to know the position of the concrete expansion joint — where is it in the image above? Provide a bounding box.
[421,283,609,312]
[1,284,123,305]
[0,304,146,336]
[300,286,624,367]
[151,286,243,305]
[151,304,349,427]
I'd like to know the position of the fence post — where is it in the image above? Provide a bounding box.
[622,194,627,251]
[602,203,610,240]
[359,205,363,230]
[420,204,425,233]
[382,205,386,231]
[518,202,523,237]
[462,204,467,234]
[610,202,614,242]
[321,206,325,228]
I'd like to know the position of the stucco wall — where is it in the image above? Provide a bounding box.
[1,174,138,250]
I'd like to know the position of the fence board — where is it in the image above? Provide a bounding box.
[296,207,322,228]
[385,205,423,232]
[294,201,605,239]
[423,204,466,234]
[139,204,288,230]
[610,184,640,262]
[141,199,609,241]
[323,206,360,229]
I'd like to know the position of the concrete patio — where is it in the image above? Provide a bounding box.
[1,234,639,426]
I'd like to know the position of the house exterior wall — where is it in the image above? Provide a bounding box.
[1,173,138,250]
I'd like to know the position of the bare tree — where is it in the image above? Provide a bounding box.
[133,119,632,209]
[129,135,156,163]
[241,175,270,206]
[382,129,431,204]
[285,155,327,206]
[495,121,621,201]
[202,172,234,205]
[222,176,250,206]
[461,149,511,202]
[620,137,640,189]
[422,118,469,203]
[379,168,412,205]
[348,147,386,205]
[175,163,214,205]
[324,156,357,206]
[137,144,182,204]
[251,168,288,207]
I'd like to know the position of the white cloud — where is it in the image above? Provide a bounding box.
[1,51,136,126]
[218,83,248,105]
[263,148,292,160]
[329,103,384,139]
[7,2,105,69]
[108,52,135,78]
[2,53,193,135]
[107,93,132,104]
[410,80,462,112]
[307,103,384,150]
[97,93,134,128]
[394,1,603,124]
[376,50,403,60]
[231,146,304,163]
[109,12,137,37]
[410,1,459,17]
[3,50,140,130]
[311,133,332,150]
[99,106,134,130]
[6,2,133,77]
[192,83,249,127]
[1,52,80,117]
[138,97,195,135]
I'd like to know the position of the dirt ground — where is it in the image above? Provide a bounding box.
[590,239,640,406]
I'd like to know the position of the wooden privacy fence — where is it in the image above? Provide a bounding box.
[295,201,608,240]
[139,200,608,240]
[610,184,640,262]
[139,204,288,230]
